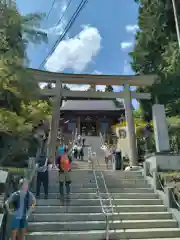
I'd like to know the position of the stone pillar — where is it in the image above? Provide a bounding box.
[152,104,170,152]
[124,83,138,167]
[48,80,62,163]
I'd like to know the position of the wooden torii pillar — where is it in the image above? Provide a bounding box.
[48,80,62,162]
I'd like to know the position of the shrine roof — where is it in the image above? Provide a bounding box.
[60,100,124,111]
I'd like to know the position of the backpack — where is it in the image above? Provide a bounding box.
[11,191,30,216]
[60,154,71,171]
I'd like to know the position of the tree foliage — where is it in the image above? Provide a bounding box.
[105,85,113,92]
[0,3,50,165]
[130,0,180,119]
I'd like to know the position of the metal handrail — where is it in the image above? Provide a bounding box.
[147,167,180,211]
[170,187,180,210]
[96,157,114,214]
[88,146,113,240]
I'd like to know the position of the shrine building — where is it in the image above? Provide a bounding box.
[59,99,125,136]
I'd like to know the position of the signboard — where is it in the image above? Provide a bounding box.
[119,129,126,139]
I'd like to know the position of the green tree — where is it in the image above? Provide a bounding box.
[0,3,50,165]
[105,85,113,92]
[0,3,48,114]
[130,0,180,119]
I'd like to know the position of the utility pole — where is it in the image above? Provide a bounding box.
[172,0,180,49]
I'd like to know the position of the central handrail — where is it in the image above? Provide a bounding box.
[95,157,114,215]
[88,146,113,240]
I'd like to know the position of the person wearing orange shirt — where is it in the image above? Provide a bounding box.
[56,147,71,198]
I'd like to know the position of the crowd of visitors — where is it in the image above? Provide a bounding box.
[5,139,73,239]
[5,133,121,239]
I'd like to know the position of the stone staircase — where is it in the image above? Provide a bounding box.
[85,136,104,161]
[26,169,180,240]
[71,160,107,170]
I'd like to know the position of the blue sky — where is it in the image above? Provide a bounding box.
[16,0,139,106]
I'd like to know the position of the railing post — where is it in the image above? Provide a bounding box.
[143,161,148,177]
[164,186,174,208]
[152,170,160,191]
[105,215,110,240]
[112,154,116,171]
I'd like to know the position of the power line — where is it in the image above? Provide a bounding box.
[55,0,73,26]
[45,0,57,20]
[39,0,88,69]
[45,0,73,24]
[40,0,88,69]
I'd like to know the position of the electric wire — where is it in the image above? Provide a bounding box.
[39,0,88,69]
[55,0,73,26]
[45,0,57,20]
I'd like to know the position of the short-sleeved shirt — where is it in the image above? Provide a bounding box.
[7,190,35,219]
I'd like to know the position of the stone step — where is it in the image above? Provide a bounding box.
[48,174,144,181]
[103,170,143,176]
[72,167,108,170]
[104,174,144,179]
[44,187,154,193]
[48,178,145,184]
[129,239,180,240]
[34,205,166,213]
[70,175,145,180]
[36,198,162,206]
[49,179,147,185]
[26,228,180,240]
[48,183,149,188]
[37,192,158,199]
[49,169,143,177]
[29,212,172,222]
[28,219,177,232]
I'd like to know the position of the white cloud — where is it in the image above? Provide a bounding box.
[53,0,67,13]
[45,21,66,36]
[123,60,133,74]
[125,24,139,34]
[61,2,67,13]
[42,0,68,36]
[67,84,89,91]
[96,85,105,91]
[92,70,102,75]
[113,86,123,92]
[39,83,55,88]
[120,24,138,52]
[120,41,133,50]
[45,25,101,73]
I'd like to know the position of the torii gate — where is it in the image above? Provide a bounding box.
[28,68,156,168]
